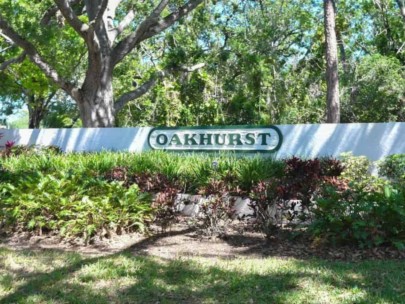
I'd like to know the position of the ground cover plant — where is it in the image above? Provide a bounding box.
[0,148,404,250]
[0,150,285,241]
[0,172,152,243]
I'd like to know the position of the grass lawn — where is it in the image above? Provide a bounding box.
[0,247,404,304]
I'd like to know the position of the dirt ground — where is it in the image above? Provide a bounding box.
[1,218,404,261]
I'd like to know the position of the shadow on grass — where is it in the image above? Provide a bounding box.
[1,246,404,304]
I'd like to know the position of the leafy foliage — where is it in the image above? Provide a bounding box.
[0,144,62,159]
[311,179,405,249]
[340,152,371,183]
[0,171,152,243]
[342,55,405,122]
[379,154,405,184]
[0,151,285,239]
[197,179,236,237]
[1,0,404,126]
[1,150,405,249]
[249,156,345,237]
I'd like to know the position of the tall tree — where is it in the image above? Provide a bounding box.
[324,0,340,123]
[1,60,59,128]
[0,0,204,127]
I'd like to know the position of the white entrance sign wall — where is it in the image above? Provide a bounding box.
[1,123,405,161]
[0,128,152,153]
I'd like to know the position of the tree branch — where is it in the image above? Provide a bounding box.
[112,0,203,66]
[54,0,89,40]
[114,63,205,112]
[114,73,163,112]
[0,45,14,53]
[178,62,205,72]
[0,52,26,72]
[0,31,14,45]
[41,6,60,26]
[112,0,169,65]
[41,0,82,26]
[44,91,57,109]
[141,0,204,41]
[0,14,77,97]
[110,10,135,41]
[94,0,109,27]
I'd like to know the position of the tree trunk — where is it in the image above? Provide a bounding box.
[27,96,44,129]
[28,108,43,129]
[78,78,115,127]
[336,29,349,75]
[324,0,340,123]
[396,0,405,22]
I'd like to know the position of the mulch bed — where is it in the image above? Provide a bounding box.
[1,218,404,261]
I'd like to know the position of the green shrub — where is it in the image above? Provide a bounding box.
[197,179,236,236]
[339,152,371,183]
[0,151,286,239]
[379,154,405,184]
[2,150,404,249]
[0,143,62,158]
[311,179,405,249]
[0,171,152,242]
[249,156,345,237]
